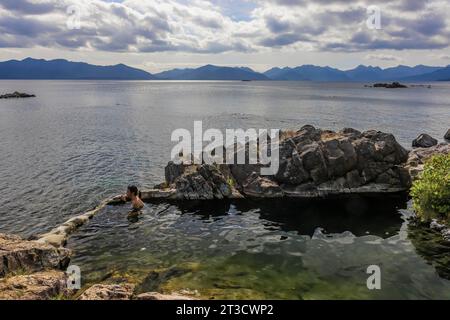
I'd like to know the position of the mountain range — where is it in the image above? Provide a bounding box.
[0,58,156,80]
[1,58,449,81]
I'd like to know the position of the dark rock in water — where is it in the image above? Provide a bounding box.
[372,82,408,88]
[412,133,438,148]
[135,266,192,294]
[445,129,450,141]
[141,126,412,200]
[0,91,36,99]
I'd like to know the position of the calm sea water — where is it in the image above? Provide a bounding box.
[0,80,449,299]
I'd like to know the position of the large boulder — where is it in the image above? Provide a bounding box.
[412,134,438,148]
[0,234,71,277]
[0,271,72,300]
[141,126,412,199]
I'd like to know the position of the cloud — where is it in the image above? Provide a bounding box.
[0,0,448,55]
[365,54,401,62]
[0,0,57,15]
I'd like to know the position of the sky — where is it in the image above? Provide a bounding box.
[0,0,450,73]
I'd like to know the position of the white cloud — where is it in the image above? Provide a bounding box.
[0,0,449,70]
[365,54,402,62]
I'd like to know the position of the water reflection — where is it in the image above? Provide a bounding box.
[172,194,408,238]
[408,221,450,280]
[67,194,450,299]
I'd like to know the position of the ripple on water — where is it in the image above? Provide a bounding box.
[67,197,450,299]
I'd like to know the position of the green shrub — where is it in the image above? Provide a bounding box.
[410,154,450,221]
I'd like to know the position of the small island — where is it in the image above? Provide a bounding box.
[0,91,36,99]
[365,82,408,89]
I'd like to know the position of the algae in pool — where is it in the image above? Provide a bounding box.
[67,196,450,299]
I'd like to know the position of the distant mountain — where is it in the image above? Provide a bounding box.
[154,65,269,80]
[0,58,157,80]
[345,65,384,81]
[401,66,450,81]
[264,65,349,81]
[381,65,442,80]
[344,65,444,81]
[264,64,446,82]
[1,58,448,82]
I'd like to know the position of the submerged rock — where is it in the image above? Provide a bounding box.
[0,91,36,99]
[135,292,196,300]
[37,200,109,247]
[139,126,412,200]
[0,270,72,300]
[0,233,71,277]
[412,134,438,148]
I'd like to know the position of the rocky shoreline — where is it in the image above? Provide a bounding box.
[0,233,196,300]
[1,125,449,300]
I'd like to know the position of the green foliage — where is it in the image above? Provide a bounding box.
[227,178,235,188]
[411,154,450,221]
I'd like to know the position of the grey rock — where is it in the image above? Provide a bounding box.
[445,129,450,141]
[243,174,284,198]
[165,161,185,185]
[412,134,438,148]
[141,126,414,199]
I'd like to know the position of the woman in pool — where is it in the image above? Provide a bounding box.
[122,185,144,210]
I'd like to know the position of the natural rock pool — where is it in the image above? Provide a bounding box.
[68,196,450,299]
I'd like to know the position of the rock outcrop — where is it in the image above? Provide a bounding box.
[412,134,438,148]
[0,271,71,300]
[0,234,71,277]
[0,92,36,99]
[125,126,412,200]
[405,143,450,180]
[79,284,136,300]
[78,283,196,300]
[0,234,73,300]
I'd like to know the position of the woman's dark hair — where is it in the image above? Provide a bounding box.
[127,185,140,197]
